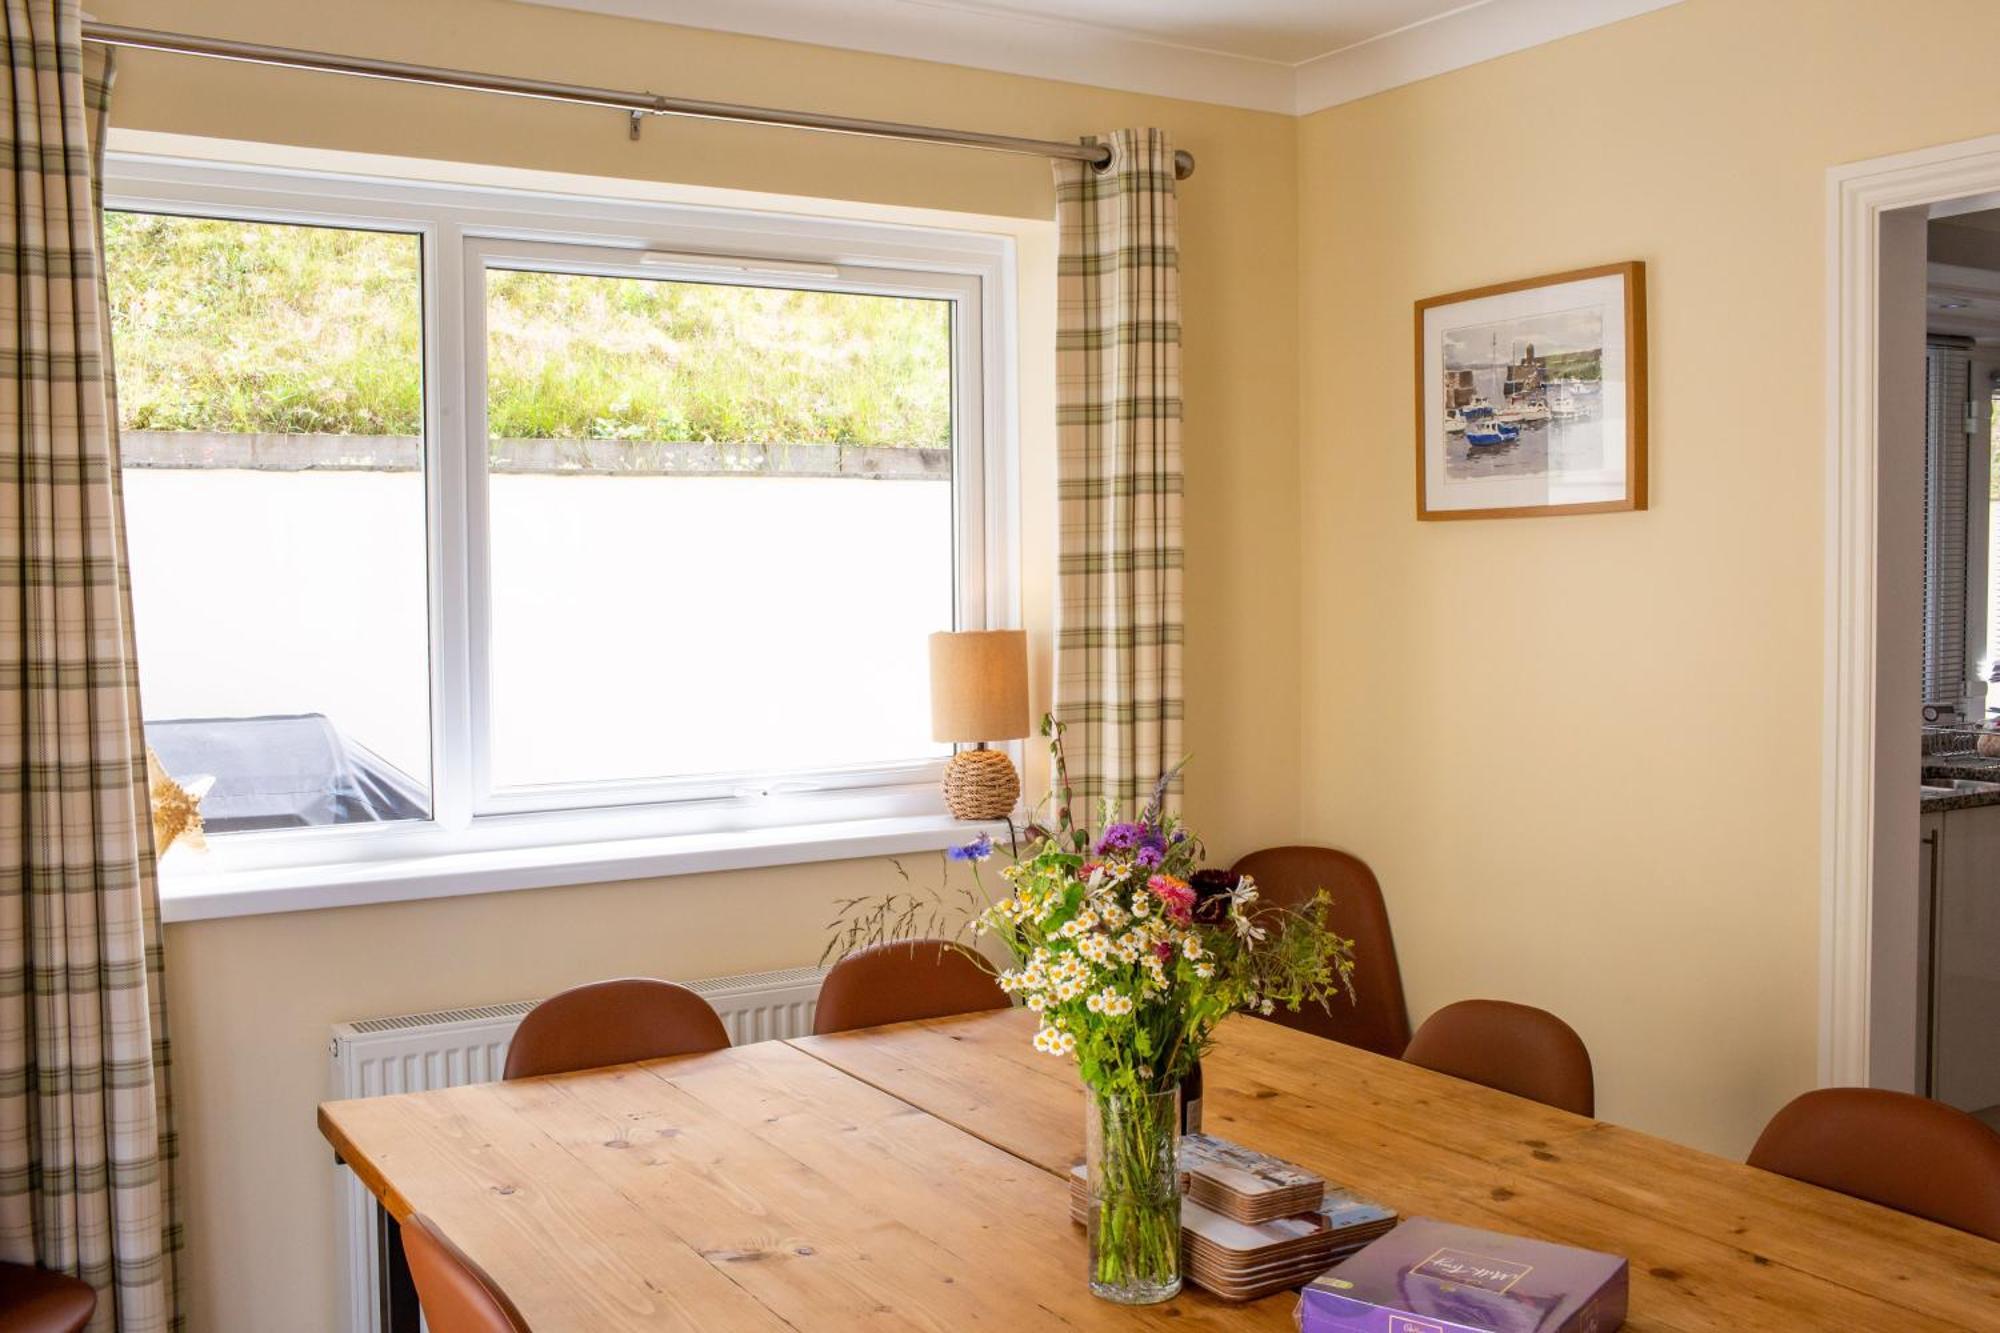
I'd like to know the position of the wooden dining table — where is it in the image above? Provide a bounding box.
[319,1007,2000,1330]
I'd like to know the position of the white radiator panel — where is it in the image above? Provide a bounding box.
[327,966,828,1333]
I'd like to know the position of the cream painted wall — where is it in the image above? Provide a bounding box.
[100,0,2000,1325]
[92,0,1302,1327]
[1296,0,2000,1160]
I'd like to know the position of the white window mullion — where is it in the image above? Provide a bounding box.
[953,280,987,634]
[459,236,499,821]
[430,218,477,833]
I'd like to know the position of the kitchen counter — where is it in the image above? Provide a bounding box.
[1922,752,2000,812]
[1923,786,2000,813]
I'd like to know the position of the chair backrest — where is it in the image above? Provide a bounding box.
[1747,1087,2000,1242]
[502,978,729,1080]
[812,939,1011,1035]
[1403,998,1595,1116]
[402,1214,531,1333]
[0,1260,96,1333]
[1229,846,1411,1057]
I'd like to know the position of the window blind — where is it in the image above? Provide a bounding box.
[1925,339,1973,712]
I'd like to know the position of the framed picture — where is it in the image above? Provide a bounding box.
[1414,261,1647,520]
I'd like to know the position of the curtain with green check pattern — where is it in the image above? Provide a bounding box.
[0,4,181,1328]
[1052,129,1183,816]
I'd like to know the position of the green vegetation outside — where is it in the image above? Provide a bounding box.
[1538,350,1601,382]
[104,211,952,447]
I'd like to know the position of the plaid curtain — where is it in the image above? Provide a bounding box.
[1052,129,1183,816]
[0,4,181,1329]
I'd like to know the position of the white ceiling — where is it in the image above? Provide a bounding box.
[877,0,1477,66]
[520,0,1687,114]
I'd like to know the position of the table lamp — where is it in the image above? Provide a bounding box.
[929,629,1029,820]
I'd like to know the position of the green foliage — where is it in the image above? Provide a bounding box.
[484,270,949,446]
[103,211,952,447]
[105,212,423,435]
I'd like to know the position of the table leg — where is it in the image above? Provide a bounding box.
[376,1201,421,1333]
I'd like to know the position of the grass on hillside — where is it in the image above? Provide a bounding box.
[104,211,952,447]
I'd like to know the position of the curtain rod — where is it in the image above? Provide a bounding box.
[81,21,1196,181]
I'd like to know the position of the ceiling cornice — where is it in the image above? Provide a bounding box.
[517,0,1685,116]
[1293,0,1684,114]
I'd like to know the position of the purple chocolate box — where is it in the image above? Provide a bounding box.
[1295,1217,1628,1333]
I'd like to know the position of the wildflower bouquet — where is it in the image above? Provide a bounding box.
[959,719,1357,1303]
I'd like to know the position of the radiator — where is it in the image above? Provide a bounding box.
[327,966,829,1333]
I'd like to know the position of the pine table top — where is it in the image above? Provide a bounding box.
[320,1007,2000,1330]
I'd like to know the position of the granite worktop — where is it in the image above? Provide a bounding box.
[1921,751,2000,813]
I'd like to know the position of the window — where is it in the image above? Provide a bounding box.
[110,212,433,830]
[104,157,1011,891]
[473,252,954,799]
[1922,341,2000,722]
[1987,382,2000,702]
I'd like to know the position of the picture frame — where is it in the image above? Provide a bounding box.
[1414,261,1647,520]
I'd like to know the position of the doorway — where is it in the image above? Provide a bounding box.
[1825,132,2000,1113]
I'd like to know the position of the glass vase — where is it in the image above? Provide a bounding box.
[1084,1087,1183,1304]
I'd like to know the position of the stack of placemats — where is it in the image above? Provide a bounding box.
[1065,1136,1397,1302]
[1181,1134,1329,1223]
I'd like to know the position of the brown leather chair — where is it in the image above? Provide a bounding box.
[1747,1088,2000,1242]
[1402,998,1595,1117]
[402,1213,531,1333]
[502,978,729,1080]
[0,1263,95,1333]
[812,939,1010,1035]
[1230,846,1411,1057]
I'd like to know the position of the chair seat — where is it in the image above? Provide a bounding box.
[0,1262,95,1333]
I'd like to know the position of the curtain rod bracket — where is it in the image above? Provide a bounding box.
[629,109,643,141]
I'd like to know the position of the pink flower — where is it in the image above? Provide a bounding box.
[1147,874,1195,924]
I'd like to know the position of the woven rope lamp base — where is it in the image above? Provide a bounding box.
[942,747,1020,820]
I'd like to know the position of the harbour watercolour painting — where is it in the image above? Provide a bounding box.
[1415,261,1647,519]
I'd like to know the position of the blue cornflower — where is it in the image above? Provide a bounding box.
[947,833,994,862]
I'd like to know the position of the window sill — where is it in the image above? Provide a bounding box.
[157,813,1010,924]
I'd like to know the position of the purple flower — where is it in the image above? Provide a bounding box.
[947,834,994,862]
[1135,843,1165,869]
[1095,822,1146,853]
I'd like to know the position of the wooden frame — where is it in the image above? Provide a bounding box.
[1414,261,1648,521]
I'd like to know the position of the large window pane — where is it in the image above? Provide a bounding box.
[107,212,431,830]
[483,267,953,790]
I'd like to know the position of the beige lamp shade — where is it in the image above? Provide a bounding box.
[929,630,1030,743]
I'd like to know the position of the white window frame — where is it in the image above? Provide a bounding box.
[104,154,1019,920]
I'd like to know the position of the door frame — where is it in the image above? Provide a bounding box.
[1824,131,2000,1088]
